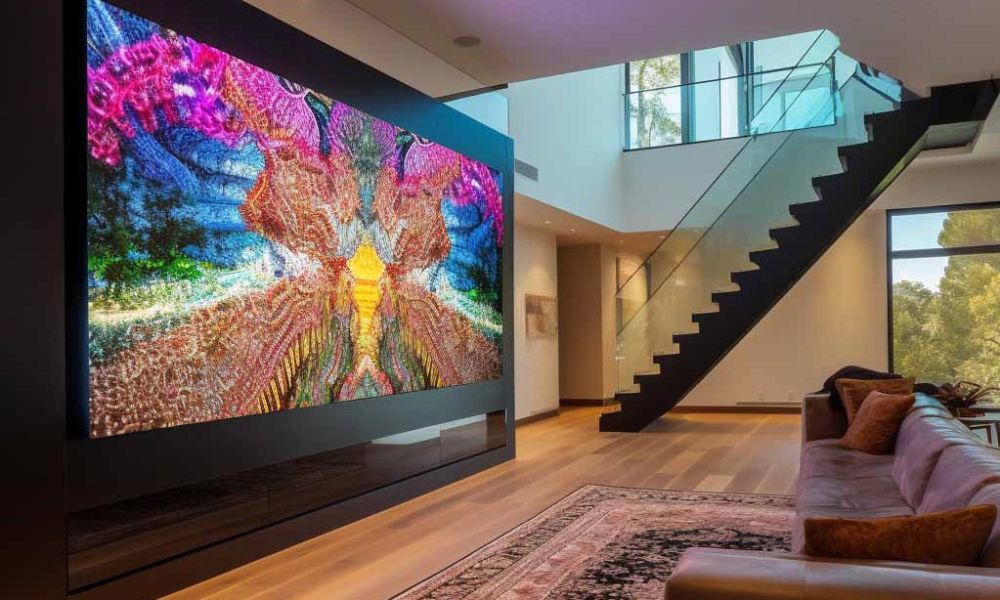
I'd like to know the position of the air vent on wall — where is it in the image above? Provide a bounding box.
[514,158,538,181]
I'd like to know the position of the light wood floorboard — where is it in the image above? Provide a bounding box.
[166,407,801,600]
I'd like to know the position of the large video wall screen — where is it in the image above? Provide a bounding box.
[85,0,504,438]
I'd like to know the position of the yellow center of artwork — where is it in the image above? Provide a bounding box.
[347,240,386,356]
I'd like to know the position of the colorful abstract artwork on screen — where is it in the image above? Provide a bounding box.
[85,0,504,438]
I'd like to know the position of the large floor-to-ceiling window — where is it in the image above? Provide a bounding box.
[889,204,1000,396]
[624,30,833,149]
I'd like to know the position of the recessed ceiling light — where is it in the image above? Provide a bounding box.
[659,235,666,239]
[569,228,576,233]
[543,220,552,225]
[453,35,481,48]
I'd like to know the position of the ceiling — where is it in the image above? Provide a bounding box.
[345,0,1000,93]
[515,193,668,256]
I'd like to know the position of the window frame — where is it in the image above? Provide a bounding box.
[885,201,1000,373]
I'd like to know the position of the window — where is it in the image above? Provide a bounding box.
[626,54,684,147]
[888,204,1000,394]
[624,30,834,149]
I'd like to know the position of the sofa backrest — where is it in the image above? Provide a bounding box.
[892,409,982,507]
[919,443,1000,514]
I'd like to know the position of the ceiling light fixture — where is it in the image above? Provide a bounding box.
[543,220,552,225]
[453,35,481,48]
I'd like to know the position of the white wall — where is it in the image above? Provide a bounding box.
[514,224,560,419]
[506,64,747,233]
[681,157,1000,406]
[445,91,509,135]
[245,0,481,98]
[621,137,745,231]
[506,66,628,230]
[600,245,620,399]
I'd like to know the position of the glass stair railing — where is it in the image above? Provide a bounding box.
[615,39,902,394]
[625,30,839,148]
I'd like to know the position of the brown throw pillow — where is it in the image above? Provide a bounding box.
[840,391,915,454]
[834,377,914,423]
[804,505,998,566]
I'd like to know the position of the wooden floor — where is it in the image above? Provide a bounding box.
[167,407,801,600]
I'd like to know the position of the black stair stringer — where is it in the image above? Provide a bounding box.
[601,79,998,433]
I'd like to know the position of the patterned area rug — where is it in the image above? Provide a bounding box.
[394,485,794,600]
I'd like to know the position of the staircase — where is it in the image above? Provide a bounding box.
[602,39,998,432]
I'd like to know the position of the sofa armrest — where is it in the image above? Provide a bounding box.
[668,548,1000,600]
[802,392,846,444]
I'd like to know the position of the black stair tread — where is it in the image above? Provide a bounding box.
[748,247,782,266]
[788,198,851,225]
[730,267,761,282]
[768,224,806,246]
[614,391,642,402]
[672,332,700,344]
[601,80,999,433]
[691,311,719,324]
[710,289,741,304]
[810,171,850,188]
[837,142,876,168]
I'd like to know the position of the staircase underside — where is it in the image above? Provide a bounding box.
[601,80,999,433]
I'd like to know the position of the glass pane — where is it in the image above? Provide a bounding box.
[751,30,825,74]
[627,87,683,147]
[625,31,840,149]
[625,62,835,149]
[689,44,741,84]
[892,254,1000,403]
[750,63,835,133]
[629,55,681,92]
[892,208,1000,252]
[617,72,898,393]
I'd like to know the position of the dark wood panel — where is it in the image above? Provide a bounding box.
[69,445,513,600]
[0,0,69,598]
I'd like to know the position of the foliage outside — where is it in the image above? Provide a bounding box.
[892,209,1000,402]
[628,56,683,147]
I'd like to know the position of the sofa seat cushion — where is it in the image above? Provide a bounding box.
[971,484,1000,567]
[792,504,914,553]
[919,444,1000,514]
[800,439,895,481]
[892,412,981,508]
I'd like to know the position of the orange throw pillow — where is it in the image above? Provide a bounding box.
[804,505,998,566]
[840,391,915,454]
[834,377,914,423]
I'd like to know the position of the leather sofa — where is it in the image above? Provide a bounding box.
[667,393,1000,599]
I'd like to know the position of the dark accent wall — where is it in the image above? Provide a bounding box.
[1,1,68,599]
[2,1,514,598]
